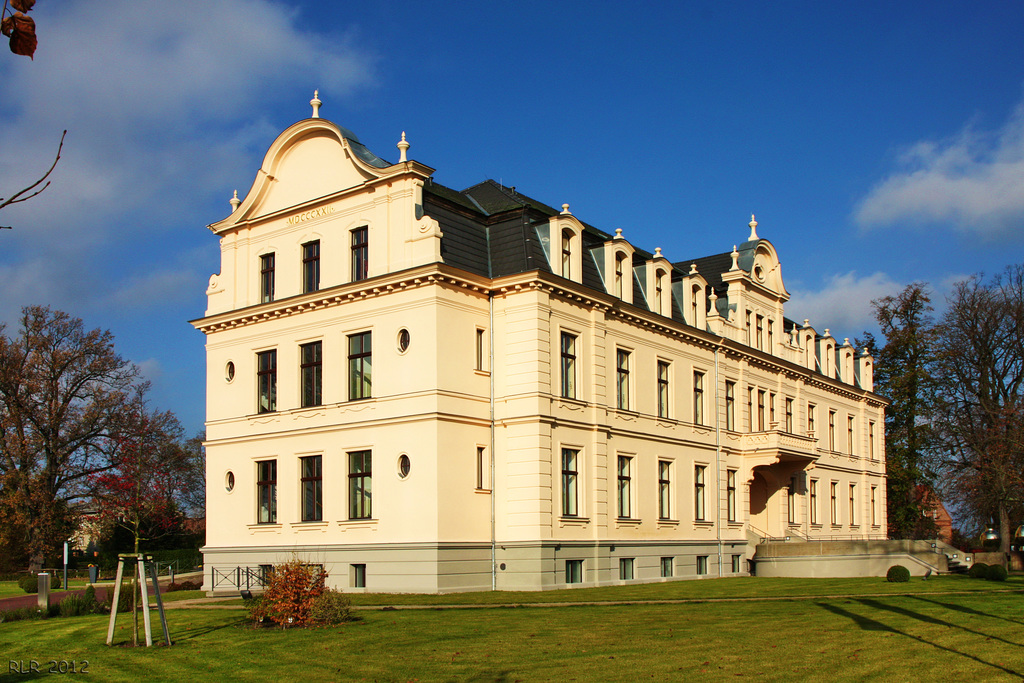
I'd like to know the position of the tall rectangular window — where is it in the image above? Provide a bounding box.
[755,315,764,349]
[869,422,876,459]
[810,479,819,525]
[694,465,706,521]
[808,404,816,435]
[657,360,670,418]
[848,415,855,454]
[811,479,819,528]
[257,459,277,524]
[300,455,322,522]
[348,331,372,400]
[351,226,368,281]
[788,476,797,524]
[476,329,486,371]
[830,481,838,525]
[348,450,372,519]
[616,349,630,410]
[658,460,671,520]
[829,411,836,451]
[767,320,774,352]
[693,371,704,425]
[696,555,708,575]
[302,240,320,293]
[661,557,674,578]
[785,398,793,433]
[871,486,878,526]
[300,341,322,408]
[849,484,857,525]
[260,253,275,303]
[565,559,583,584]
[257,349,277,413]
[476,446,487,490]
[769,393,776,426]
[732,555,742,573]
[561,448,579,517]
[617,455,632,518]
[560,332,577,399]
[725,381,735,430]
[727,469,737,522]
[757,390,766,431]
[748,388,754,432]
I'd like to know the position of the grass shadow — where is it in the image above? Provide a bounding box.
[857,598,1024,649]
[817,600,1022,678]
[908,594,1024,627]
[169,615,248,642]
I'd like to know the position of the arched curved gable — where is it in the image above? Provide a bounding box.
[209,118,403,234]
[738,239,790,302]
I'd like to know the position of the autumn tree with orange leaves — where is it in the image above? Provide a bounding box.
[0,306,143,571]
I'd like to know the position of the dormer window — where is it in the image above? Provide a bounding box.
[561,229,573,278]
[692,285,701,324]
[654,270,665,313]
[614,252,626,298]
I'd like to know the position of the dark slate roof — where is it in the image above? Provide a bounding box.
[673,252,733,290]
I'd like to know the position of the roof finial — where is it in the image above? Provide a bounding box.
[561,203,572,215]
[654,247,662,258]
[229,190,241,212]
[729,245,739,271]
[689,262,698,275]
[614,228,623,239]
[397,131,409,162]
[310,89,322,118]
[748,213,759,241]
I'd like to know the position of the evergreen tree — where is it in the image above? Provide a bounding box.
[866,283,939,539]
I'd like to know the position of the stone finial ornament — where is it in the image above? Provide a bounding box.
[614,228,623,239]
[748,214,759,241]
[397,131,410,162]
[310,90,322,118]
[229,190,241,212]
[730,245,739,271]
[654,247,662,258]
[561,203,572,215]
[689,262,698,275]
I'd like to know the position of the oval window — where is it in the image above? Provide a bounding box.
[225,361,235,382]
[225,471,235,492]
[397,328,411,353]
[397,454,411,479]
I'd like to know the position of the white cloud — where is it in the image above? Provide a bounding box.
[854,100,1024,239]
[787,271,903,338]
[0,0,377,324]
[133,358,164,385]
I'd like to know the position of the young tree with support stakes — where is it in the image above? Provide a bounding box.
[91,406,201,646]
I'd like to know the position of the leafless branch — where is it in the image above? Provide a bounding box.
[0,129,66,229]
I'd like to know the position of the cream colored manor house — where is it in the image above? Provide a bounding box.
[194,95,887,593]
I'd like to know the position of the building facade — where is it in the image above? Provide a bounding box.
[194,99,887,593]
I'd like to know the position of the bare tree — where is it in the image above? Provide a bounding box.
[931,267,1024,562]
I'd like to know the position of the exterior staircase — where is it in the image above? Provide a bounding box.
[751,538,974,578]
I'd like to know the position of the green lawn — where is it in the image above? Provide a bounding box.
[3,577,1023,681]
[0,579,96,600]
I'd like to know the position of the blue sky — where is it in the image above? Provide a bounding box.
[1,1,1023,435]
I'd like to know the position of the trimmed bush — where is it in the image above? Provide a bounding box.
[18,574,38,593]
[968,562,989,579]
[308,589,353,625]
[986,564,1008,582]
[166,580,202,592]
[886,565,911,583]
